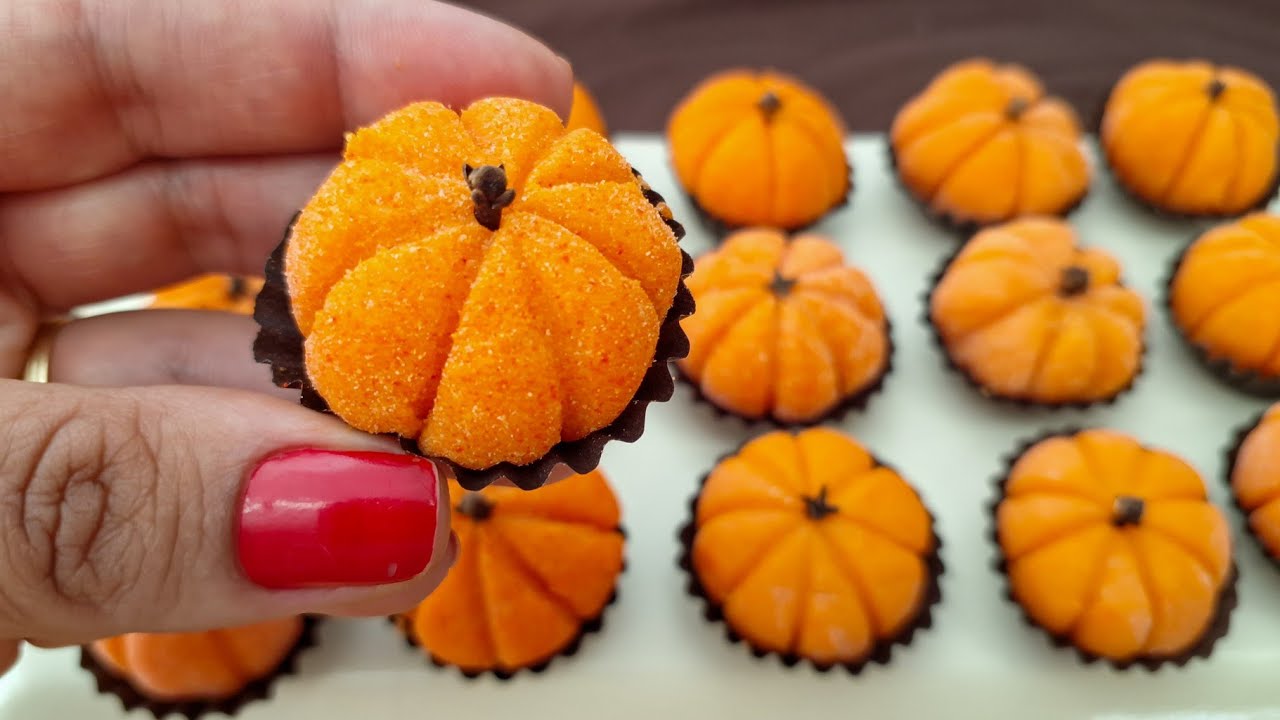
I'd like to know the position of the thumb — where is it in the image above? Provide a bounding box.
[0,379,455,646]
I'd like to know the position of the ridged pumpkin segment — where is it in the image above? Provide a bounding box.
[930,218,1146,405]
[680,228,889,423]
[1102,59,1279,216]
[891,58,1088,227]
[1229,403,1280,563]
[285,98,683,472]
[687,429,938,667]
[996,430,1235,664]
[401,470,624,674]
[668,69,850,229]
[86,618,304,702]
[1170,213,1280,386]
[565,83,608,136]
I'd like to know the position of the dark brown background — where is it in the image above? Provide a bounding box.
[461,0,1280,132]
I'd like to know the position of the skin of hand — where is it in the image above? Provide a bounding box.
[0,0,573,676]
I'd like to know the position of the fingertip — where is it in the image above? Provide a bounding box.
[0,640,19,677]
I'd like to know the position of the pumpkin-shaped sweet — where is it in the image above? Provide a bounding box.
[1228,403,1280,565]
[928,217,1146,405]
[1168,213,1280,396]
[267,98,690,486]
[667,70,850,231]
[681,428,941,670]
[85,617,308,715]
[566,82,607,135]
[399,469,624,676]
[995,430,1235,666]
[150,274,263,314]
[891,59,1089,229]
[1102,59,1279,216]
[678,228,889,423]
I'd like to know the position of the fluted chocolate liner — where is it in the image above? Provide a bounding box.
[676,441,944,674]
[988,429,1238,670]
[1163,240,1280,398]
[1224,409,1280,571]
[922,241,1146,409]
[253,169,694,491]
[79,616,320,719]
[394,528,626,680]
[674,318,893,428]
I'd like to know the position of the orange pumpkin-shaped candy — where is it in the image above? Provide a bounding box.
[682,428,941,670]
[566,82,607,135]
[667,70,850,231]
[1102,59,1279,216]
[274,98,689,485]
[85,617,308,713]
[678,228,889,423]
[149,274,263,314]
[1228,403,1280,565]
[399,469,624,676]
[929,218,1146,405]
[996,430,1235,666]
[1168,213,1280,396]
[891,59,1089,229]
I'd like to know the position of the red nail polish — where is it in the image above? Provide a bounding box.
[237,449,440,589]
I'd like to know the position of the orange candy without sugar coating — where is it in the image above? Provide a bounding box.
[400,469,624,674]
[1170,213,1280,384]
[929,217,1146,405]
[667,69,850,230]
[997,430,1233,664]
[285,98,684,471]
[1230,404,1280,562]
[566,83,607,135]
[87,618,304,701]
[891,59,1089,227]
[149,274,263,314]
[678,228,889,423]
[688,428,938,667]
[1102,59,1279,216]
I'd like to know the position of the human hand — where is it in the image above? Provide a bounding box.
[0,0,571,675]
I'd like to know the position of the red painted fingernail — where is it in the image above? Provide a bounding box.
[237,449,440,589]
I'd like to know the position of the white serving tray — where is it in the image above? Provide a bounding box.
[3,135,1279,720]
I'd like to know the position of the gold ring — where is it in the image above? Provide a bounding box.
[21,320,65,383]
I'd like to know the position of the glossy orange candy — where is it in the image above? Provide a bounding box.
[687,428,938,668]
[996,430,1233,664]
[566,83,607,135]
[1102,59,1279,216]
[149,274,263,314]
[87,618,304,701]
[891,59,1088,227]
[668,70,850,230]
[400,470,624,675]
[286,98,684,471]
[929,217,1145,405]
[679,228,889,423]
[1229,403,1280,563]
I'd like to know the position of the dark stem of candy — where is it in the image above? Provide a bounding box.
[458,492,494,521]
[758,90,782,120]
[770,272,796,296]
[464,163,515,231]
[1005,96,1030,121]
[1207,77,1227,100]
[1059,266,1090,297]
[804,486,838,521]
[1112,495,1145,527]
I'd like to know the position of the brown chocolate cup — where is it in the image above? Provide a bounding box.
[885,143,1089,239]
[393,528,625,680]
[922,243,1146,409]
[1162,240,1280,398]
[79,616,320,720]
[988,429,1239,670]
[1223,409,1280,572]
[676,441,944,674]
[253,170,694,491]
[674,317,893,429]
